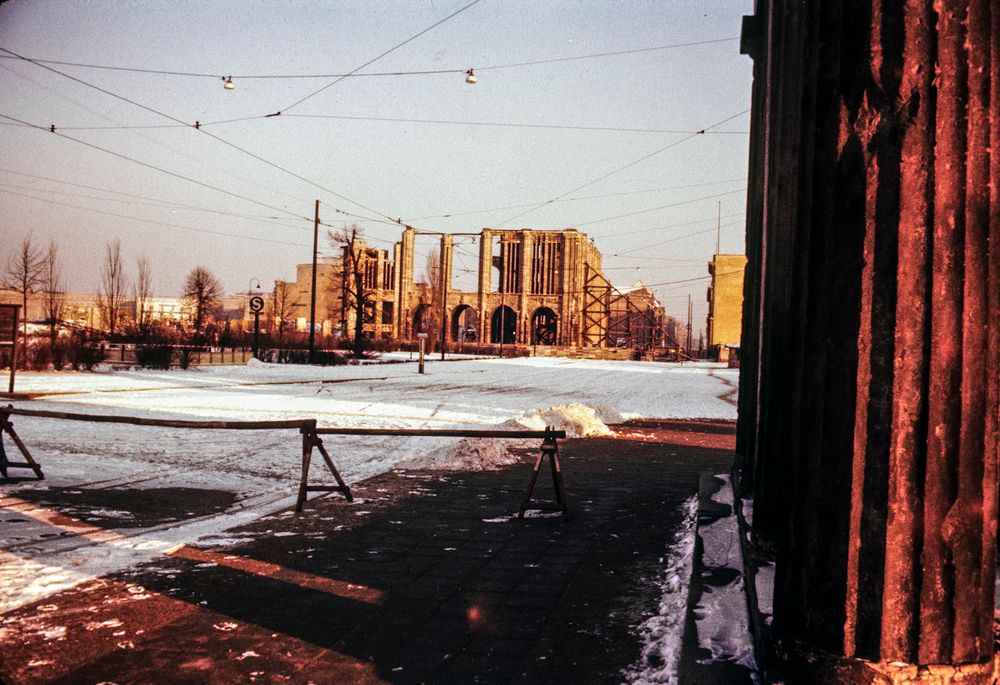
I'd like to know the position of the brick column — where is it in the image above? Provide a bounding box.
[397,227,415,339]
[478,228,492,341]
[740,1,1000,681]
[439,234,453,349]
[518,231,532,344]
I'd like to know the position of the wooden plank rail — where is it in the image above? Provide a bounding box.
[1,404,569,520]
[313,427,567,438]
[2,406,311,431]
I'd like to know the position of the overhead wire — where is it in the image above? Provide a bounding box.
[279,113,749,135]
[278,0,483,113]
[0,186,314,248]
[492,109,751,228]
[0,113,751,135]
[0,46,406,227]
[0,111,324,224]
[575,188,745,227]
[408,177,747,221]
[0,169,316,228]
[0,36,738,81]
[1,59,326,210]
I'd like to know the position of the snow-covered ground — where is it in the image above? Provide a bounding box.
[1,356,737,617]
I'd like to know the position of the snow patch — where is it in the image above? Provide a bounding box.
[694,476,757,673]
[396,437,521,471]
[622,495,698,685]
[505,403,620,437]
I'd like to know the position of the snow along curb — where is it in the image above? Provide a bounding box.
[684,472,759,682]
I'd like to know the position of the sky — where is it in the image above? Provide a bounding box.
[0,0,753,334]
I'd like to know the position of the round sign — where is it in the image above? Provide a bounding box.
[248,295,265,313]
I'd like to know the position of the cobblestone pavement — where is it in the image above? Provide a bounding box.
[1,420,735,684]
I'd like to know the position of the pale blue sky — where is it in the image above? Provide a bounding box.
[0,0,752,331]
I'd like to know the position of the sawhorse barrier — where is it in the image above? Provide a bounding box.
[0,404,318,486]
[0,407,43,481]
[305,427,568,518]
[1,405,569,518]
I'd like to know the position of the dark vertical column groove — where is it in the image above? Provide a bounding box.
[880,0,934,662]
[952,0,992,663]
[980,0,1000,664]
[919,0,967,664]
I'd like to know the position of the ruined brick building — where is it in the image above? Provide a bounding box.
[271,226,669,352]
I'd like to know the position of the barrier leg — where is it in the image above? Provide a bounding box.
[295,430,314,512]
[548,438,566,508]
[0,412,43,481]
[519,428,567,520]
[314,437,353,502]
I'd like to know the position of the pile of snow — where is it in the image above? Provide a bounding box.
[395,437,522,472]
[504,403,623,437]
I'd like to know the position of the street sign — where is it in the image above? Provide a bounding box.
[248,295,265,314]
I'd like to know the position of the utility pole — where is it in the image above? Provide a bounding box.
[308,200,319,364]
[439,241,447,361]
[686,294,693,357]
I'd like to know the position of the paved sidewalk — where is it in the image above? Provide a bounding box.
[1,420,735,684]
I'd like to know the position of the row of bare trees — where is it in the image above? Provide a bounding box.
[3,234,224,341]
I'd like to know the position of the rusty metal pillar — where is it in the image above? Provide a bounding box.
[742,1,1000,682]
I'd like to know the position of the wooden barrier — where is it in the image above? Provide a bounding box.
[305,426,569,518]
[2,405,569,519]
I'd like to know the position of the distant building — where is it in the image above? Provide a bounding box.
[706,254,747,361]
[275,226,615,349]
[608,281,669,350]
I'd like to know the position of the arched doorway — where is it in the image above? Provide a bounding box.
[490,305,517,344]
[531,307,558,345]
[412,304,432,337]
[451,305,478,342]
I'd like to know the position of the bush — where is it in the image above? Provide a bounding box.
[69,335,105,370]
[135,345,174,369]
[263,348,347,366]
[51,338,71,370]
[29,343,51,371]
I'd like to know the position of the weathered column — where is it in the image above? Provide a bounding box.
[397,226,415,339]
[518,231,532,344]
[391,241,402,338]
[740,1,1000,682]
[439,234,453,350]
[477,228,492,340]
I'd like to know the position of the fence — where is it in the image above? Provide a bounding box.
[0,405,568,519]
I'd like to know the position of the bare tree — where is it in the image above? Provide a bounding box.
[97,239,127,335]
[421,247,442,348]
[3,235,43,362]
[328,224,371,358]
[269,280,293,342]
[41,240,64,348]
[183,266,223,334]
[134,256,153,335]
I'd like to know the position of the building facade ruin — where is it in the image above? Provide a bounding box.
[272,226,669,352]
